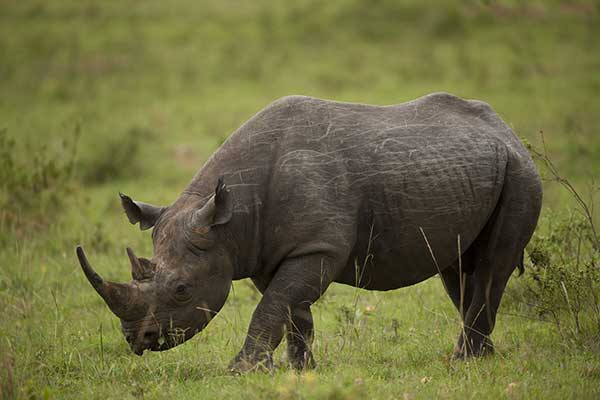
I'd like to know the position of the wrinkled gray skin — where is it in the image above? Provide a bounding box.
[77,93,542,371]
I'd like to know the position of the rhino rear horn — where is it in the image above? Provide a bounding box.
[119,193,165,230]
[191,178,233,227]
[126,247,156,280]
[76,246,146,321]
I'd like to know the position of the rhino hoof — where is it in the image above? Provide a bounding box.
[289,351,316,370]
[228,354,274,374]
[451,338,495,360]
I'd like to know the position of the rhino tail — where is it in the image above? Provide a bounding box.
[517,251,525,276]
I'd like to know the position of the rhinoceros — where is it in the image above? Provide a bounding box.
[77,93,542,371]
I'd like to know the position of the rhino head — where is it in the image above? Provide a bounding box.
[77,180,234,355]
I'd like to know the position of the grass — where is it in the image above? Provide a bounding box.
[1,0,600,398]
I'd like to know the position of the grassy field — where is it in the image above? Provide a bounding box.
[1,1,600,399]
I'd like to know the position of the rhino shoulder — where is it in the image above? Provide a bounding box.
[267,95,319,112]
[420,92,508,129]
[420,92,493,114]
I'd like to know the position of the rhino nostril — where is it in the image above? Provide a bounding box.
[125,334,134,344]
[143,331,158,341]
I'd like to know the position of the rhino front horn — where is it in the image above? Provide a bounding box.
[76,245,145,321]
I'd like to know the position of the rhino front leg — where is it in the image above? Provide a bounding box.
[251,277,316,369]
[286,304,315,369]
[229,253,341,373]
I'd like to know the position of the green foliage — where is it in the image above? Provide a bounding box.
[0,129,77,233]
[507,139,600,350]
[519,210,600,347]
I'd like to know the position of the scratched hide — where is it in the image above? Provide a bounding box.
[181,93,534,289]
[77,93,542,367]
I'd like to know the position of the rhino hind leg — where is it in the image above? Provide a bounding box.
[439,264,474,325]
[439,257,492,359]
[446,156,542,360]
[441,265,496,359]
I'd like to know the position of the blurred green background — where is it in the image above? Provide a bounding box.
[2,0,599,193]
[1,1,599,399]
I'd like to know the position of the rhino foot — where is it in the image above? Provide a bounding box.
[451,334,494,360]
[228,353,274,374]
[288,350,316,370]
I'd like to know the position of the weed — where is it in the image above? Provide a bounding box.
[517,210,600,347]
[0,128,78,234]
[511,137,600,349]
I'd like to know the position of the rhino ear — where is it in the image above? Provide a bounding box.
[192,178,233,227]
[119,193,166,231]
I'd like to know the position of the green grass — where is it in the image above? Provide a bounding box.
[1,1,600,398]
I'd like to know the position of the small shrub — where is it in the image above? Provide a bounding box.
[0,128,78,234]
[511,136,600,350]
[519,210,600,347]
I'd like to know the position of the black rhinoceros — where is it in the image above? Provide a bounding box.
[77,93,542,371]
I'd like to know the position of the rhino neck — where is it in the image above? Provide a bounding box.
[180,169,267,280]
[179,104,291,280]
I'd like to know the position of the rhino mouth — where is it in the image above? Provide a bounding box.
[132,335,174,355]
[143,335,178,353]
[154,340,172,352]
[134,322,207,355]
[151,327,203,352]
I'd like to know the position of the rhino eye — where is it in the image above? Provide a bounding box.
[175,284,187,294]
[174,283,192,302]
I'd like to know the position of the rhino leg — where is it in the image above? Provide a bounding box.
[286,304,316,369]
[250,277,316,369]
[441,265,494,359]
[439,265,474,323]
[440,255,479,358]
[455,271,509,358]
[450,157,541,359]
[440,256,473,321]
[229,253,343,373]
[448,213,517,359]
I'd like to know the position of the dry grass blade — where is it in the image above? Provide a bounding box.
[530,131,600,252]
[0,352,15,400]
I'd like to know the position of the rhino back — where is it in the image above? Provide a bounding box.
[187,94,529,287]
